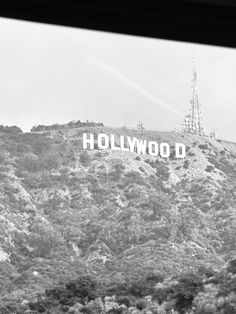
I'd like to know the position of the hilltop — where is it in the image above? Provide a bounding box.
[0,123,235,313]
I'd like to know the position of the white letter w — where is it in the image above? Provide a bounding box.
[136,139,147,155]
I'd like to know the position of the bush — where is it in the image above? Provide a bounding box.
[136,301,145,310]
[94,151,102,158]
[139,167,145,173]
[16,151,59,174]
[173,273,203,313]
[199,144,208,150]
[109,164,125,181]
[155,163,170,180]
[0,125,22,134]
[205,165,215,172]
[183,160,190,169]
[197,265,217,278]
[145,159,156,168]
[127,273,164,297]
[116,296,131,307]
[169,146,176,159]
[124,171,145,186]
[65,275,98,302]
[226,259,236,274]
[79,151,91,165]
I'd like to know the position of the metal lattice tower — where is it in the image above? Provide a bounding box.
[182,63,204,135]
[137,122,144,135]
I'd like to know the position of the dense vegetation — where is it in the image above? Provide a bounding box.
[1,260,236,313]
[0,124,235,313]
[31,120,104,132]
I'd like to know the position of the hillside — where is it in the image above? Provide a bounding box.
[0,124,235,313]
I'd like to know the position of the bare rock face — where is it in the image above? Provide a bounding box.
[0,126,235,311]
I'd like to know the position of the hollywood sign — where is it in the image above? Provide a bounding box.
[83,133,186,158]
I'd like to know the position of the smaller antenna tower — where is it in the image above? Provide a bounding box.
[137,122,144,135]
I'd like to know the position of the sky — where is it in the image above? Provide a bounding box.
[0,17,236,142]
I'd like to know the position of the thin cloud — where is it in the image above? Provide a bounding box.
[85,54,183,117]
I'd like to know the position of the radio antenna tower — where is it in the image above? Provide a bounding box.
[182,56,204,135]
[137,122,144,135]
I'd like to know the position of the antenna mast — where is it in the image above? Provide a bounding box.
[182,56,204,135]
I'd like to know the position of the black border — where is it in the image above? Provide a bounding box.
[1,1,236,48]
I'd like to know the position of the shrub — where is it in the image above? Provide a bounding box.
[127,273,164,297]
[226,259,236,274]
[173,273,203,313]
[109,163,125,181]
[155,163,170,180]
[107,309,123,314]
[65,275,98,302]
[145,159,156,168]
[80,306,93,313]
[125,171,145,186]
[116,296,131,307]
[79,151,91,165]
[205,165,215,172]
[183,160,190,169]
[28,299,48,313]
[17,155,59,173]
[136,301,145,310]
[197,265,217,278]
[199,144,208,150]
[169,146,176,159]
[139,167,145,173]
[0,125,22,134]
[105,282,128,297]
[94,151,102,158]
